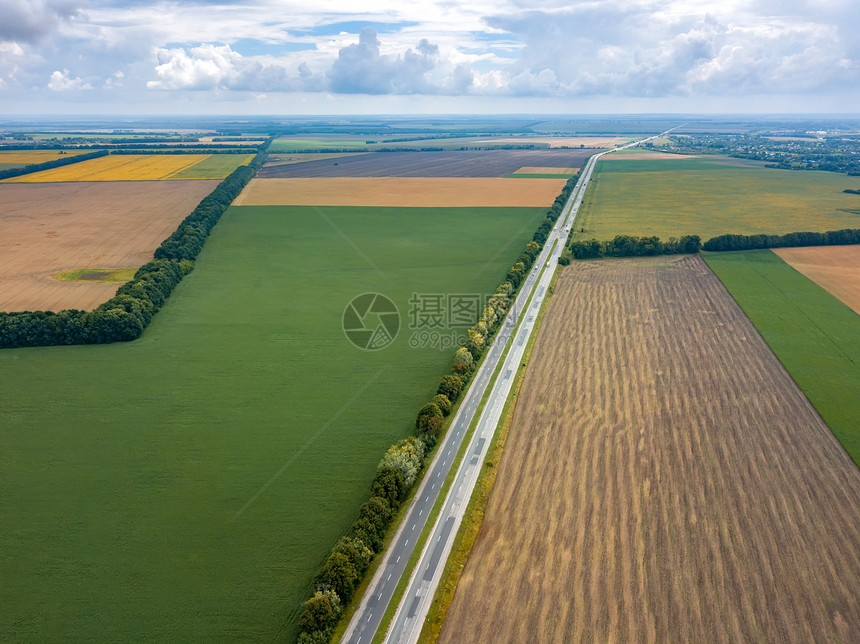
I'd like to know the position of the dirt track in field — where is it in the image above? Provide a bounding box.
[774,245,860,315]
[440,255,860,644]
[513,166,576,174]
[233,177,567,207]
[257,149,598,178]
[0,180,217,311]
[604,151,700,160]
[473,136,627,148]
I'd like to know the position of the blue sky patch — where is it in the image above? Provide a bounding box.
[295,21,419,37]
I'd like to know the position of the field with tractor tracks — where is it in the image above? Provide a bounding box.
[440,254,860,643]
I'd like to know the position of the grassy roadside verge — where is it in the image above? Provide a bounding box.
[328,349,487,644]
[703,249,860,466]
[366,241,559,643]
[417,267,561,643]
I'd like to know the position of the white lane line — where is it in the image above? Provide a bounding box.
[387,573,392,581]
[396,555,400,563]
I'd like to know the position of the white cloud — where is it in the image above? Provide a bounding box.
[483,3,860,97]
[147,43,326,92]
[0,0,82,44]
[328,27,457,94]
[0,0,858,111]
[0,41,25,90]
[47,68,91,90]
[103,70,124,89]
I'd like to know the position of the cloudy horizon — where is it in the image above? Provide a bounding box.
[1,0,858,115]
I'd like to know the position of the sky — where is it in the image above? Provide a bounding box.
[1,0,859,115]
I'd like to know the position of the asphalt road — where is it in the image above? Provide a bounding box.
[341,133,669,644]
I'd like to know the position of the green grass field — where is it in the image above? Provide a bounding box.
[269,138,369,152]
[170,154,254,179]
[704,250,860,467]
[0,204,543,641]
[575,156,860,240]
[53,267,136,283]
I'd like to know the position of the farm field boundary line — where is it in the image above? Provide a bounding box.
[774,244,860,314]
[704,249,860,466]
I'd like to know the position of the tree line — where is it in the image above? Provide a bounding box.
[0,151,267,349]
[0,150,108,181]
[296,170,583,643]
[563,234,701,261]
[702,228,860,251]
[110,148,257,155]
[560,227,860,261]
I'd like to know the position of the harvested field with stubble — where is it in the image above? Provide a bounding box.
[472,136,627,148]
[774,244,860,314]
[233,177,567,207]
[257,149,598,178]
[0,180,218,311]
[440,255,860,644]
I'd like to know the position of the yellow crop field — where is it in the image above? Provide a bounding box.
[3,155,210,182]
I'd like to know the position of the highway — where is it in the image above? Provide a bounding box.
[341,132,668,644]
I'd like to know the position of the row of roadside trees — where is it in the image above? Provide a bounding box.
[295,170,583,643]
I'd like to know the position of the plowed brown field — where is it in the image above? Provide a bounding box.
[257,149,597,178]
[774,245,860,315]
[440,255,860,644]
[0,180,217,311]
